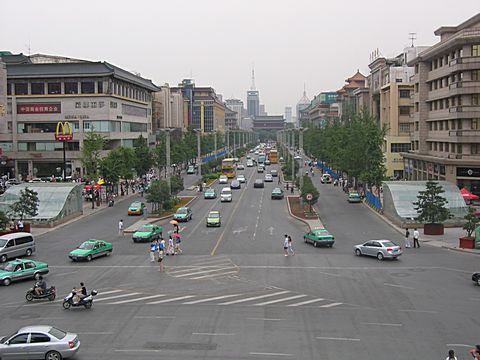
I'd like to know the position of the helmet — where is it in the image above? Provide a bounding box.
[91,290,98,296]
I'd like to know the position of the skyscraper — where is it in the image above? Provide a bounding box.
[284,106,292,123]
[296,85,310,128]
[247,67,259,118]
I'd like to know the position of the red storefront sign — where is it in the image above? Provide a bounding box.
[17,103,61,114]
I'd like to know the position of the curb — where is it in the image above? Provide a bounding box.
[286,195,321,231]
[441,245,480,255]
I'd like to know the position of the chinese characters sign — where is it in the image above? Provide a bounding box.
[17,103,61,114]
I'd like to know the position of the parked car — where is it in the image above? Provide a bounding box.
[347,191,362,203]
[237,175,246,183]
[128,201,145,215]
[0,259,49,286]
[270,169,278,177]
[472,272,480,286]
[219,175,229,184]
[294,155,302,160]
[354,240,402,260]
[271,187,284,199]
[132,224,163,243]
[237,164,245,170]
[264,174,273,182]
[254,179,264,188]
[187,165,196,174]
[231,180,241,189]
[304,229,335,247]
[69,240,113,262]
[320,174,332,184]
[204,188,217,199]
[220,187,232,202]
[206,210,221,227]
[0,325,80,359]
[0,232,35,263]
[173,207,193,222]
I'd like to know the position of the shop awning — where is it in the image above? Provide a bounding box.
[460,187,479,200]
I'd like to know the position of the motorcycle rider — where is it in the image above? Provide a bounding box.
[73,282,87,304]
[34,276,47,296]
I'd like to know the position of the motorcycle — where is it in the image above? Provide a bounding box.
[108,199,114,207]
[25,286,56,302]
[62,289,97,309]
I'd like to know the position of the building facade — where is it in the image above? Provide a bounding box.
[224,107,238,130]
[337,70,367,117]
[402,13,480,194]
[296,88,310,128]
[247,90,259,118]
[152,84,184,131]
[191,87,225,133]
[252,115,285,130]
[284,106,292,123]
[0,53,159,180]
[225,98,244,129]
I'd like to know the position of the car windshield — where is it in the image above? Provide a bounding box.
[79,242,95,250]
[1,263,15,272]
[137,225,152,232]
[314,230,328,235]
[0,239,7,247]
[131,202,141,208]
[177,208,188,214]
[209,213,219,218]
[48,327,66,340]
[381,241,396,247]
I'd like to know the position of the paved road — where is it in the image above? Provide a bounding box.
[1,158,479,360]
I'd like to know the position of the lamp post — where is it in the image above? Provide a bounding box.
[233,131,236,158]
[291,129,295,188]
[299,127,306,191]
[195,129,202,180]
[226,129,230,157]
[165,128,172,195]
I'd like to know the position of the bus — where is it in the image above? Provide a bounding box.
[258,153,266,164]
[221,158,236,178]
[268,149,278,164]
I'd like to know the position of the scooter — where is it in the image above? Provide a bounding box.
[108,198,114,207]
[62,289,97,309]
[25,286,56,302]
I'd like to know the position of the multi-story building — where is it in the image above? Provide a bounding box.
[259,104,267,116]
[284,106,292,123]
[0,53,159,180]
[296,88,310,128]
[225,107,238,130]
[403,13,480,194]
[225,98,244,129]
[301,92,338,128]
[0,58,7,135]
[337,70,367,117]
[247,68,260,118]
[152,84,184,131]
[253,115,285,130]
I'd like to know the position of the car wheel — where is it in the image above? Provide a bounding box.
[86,255,92,262]
[3,278,11,286]
[304,237,307,243]
[377,252,384,261]
[477,279,480,286]
[46,350,63,360]
[34,272,42,280]
[355,249,362,256]
[26,248,32,257]
[0,254,7,263]
[313,242,318,248]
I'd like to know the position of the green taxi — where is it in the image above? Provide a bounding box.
[304,229,335,248]
[128,201,145,215]
[132,224,163,243]
[347,191,362,203]
[0,259,49,286]
[69,239,113,261]
[204,188,217,199]
[173,207,193,222]
[271,187,284,199]
[206,211,221,227]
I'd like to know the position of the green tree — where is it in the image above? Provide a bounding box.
[10,187,39,221]
[134,135,153,177]
[171,175,184,195]
[81,132,107,181]
[463,207,480,238]
[145,180,171,212]
[0,211,9,230]
[413,181,453,224]
[300,175,319,205]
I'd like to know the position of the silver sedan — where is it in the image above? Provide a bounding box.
[354,240,402,260]
[0,325,80,360]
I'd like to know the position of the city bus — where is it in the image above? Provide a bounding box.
[268,149,278,164]
[221,158,236,178]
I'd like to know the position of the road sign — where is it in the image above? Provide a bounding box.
[306,193,313,201]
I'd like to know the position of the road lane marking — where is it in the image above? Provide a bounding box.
[288,298,325,307]
[219,291,290,305]
[249,352,294,357]
[115,349,162,353]
[247,318,285,321]
[134,316,176,319]
[190,270,239,280]
[183,294,243,304]
[315,336,360,341]
[319,302,343,308]
[398,309,438,314]
[192,332,235,336]
[383,283,415,290]
[446,343,474,347]
[108,294,166,304]
[360,322,403,327]
[95,292,141,302]
[173,267,236,278]
[253,294,307,306]
[146,295,195,304]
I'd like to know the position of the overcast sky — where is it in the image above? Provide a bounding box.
[2,1,479,114]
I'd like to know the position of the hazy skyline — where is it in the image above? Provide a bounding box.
[2,1,479,114]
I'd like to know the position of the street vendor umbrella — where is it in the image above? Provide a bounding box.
[169,220,178,225]
[460,187,479,200]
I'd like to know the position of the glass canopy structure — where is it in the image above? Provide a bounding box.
[0,183,83,225]
[382,181,468,226]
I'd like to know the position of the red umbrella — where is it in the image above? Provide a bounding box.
[460,188,479,200]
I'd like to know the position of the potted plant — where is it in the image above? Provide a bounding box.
[459,207,479,249]
[413,181,453,235]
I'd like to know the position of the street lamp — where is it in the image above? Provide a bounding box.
[299,127,307,191]
[158,128,173,195]
[194,129,202,180]
[226,129,230,157]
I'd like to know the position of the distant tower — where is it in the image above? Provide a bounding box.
[247,66,259,118]
[284,106,292,123]
[296,83,310,127]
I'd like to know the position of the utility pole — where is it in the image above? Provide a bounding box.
[214,131,217,158]
[299,127,305,191]
[233,131,236,158]
[291,129,295,188]
[195,129,201,179]
[166,129,171,195]
[226,130,230,157]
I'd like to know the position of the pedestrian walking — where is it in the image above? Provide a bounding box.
[404,228,411,248]
[118,219,124,236]
[283,234,289,256]
[167,235,175,255]
[17,219,24,231]
[149,239,157,262]
[446,349,457,360]
[469,345,480,360]
[158,247,164,272]
[287,236,295,256]
[174,232,182,255]
[413,228,420,248]
[278,176,281,185]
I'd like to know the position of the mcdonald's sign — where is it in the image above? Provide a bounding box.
[55,121,73,141]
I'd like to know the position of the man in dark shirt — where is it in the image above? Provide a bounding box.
[34,276,47,296]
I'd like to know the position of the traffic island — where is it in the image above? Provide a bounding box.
[286,195,324,230]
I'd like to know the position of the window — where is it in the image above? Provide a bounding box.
[439,121,443,130]
[391,143,411,153]
[31,83,44,95]
[473,95,479,106]
[399,106,410,116]
[81,82,95,94]
[30,333,50,343]
[472,144,479,155]
[429,122,433,131]
[110,101,117,109]
[472,119,480,130]
[14,83,28,95]
[439,143,443,151]
[9,334,29,344]
[445,143,449,152]
[65,82,78,94]
[15,236,33,245]
[399,123,410,133]
[97,81,103,93]
[399,90,410,98]
[47,83,61,94]
[75,102,81,109]
[458,144,463,154]
[472,45,480,57]
[434,142,438,151]
[24,261,35,269]
[458,120,463,130]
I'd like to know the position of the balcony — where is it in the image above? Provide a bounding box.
[449,56,480,73]
[448,129,480,143]
[448,81,480,95]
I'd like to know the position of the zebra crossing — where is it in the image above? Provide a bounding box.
[77,287,346,308]
[166,255,239,280]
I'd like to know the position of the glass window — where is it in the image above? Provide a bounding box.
[14,83,28,95]
[30,333,50,343]
[473,95,479,106]
[391,143,411,153]
[472,45,480,57]
[472,144,479,155]
[9,334,29,344]
[31,83,44,95]
[0,142,12,152]
[473,70,480,81]
[458,144,463,154]
[7,82,12,95]
[399,90,410,98]
[47,83,61,94]
[97,81,103,93]
[48,328,66,340]
[81,82,95,94]
[399,123,410,133]
[65,82,78,94]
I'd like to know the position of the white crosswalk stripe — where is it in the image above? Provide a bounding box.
[253,294,307,306]
[108,294,166,304]
[182,294,243,305]
[219,291,290,305]
[288,298,325,307]
[146,295,195,304]
[319,302,343,308]
[166,256,238,280]
[95,292,141,302]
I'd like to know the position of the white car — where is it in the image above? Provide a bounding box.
[264,174,273,182]
[294,155,302,160]
[219,175,228,184]
[247,160,254,167]
[220,187,232,202]
[237,164,245,170]
[321,174,332,184]
[237,175,246,183]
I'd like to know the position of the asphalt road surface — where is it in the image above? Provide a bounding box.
[1,161,479,360]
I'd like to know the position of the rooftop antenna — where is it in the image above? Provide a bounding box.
[25,40,31,56]
[409,32,417,47]
[303,82,306,96]
[250,63,256,90]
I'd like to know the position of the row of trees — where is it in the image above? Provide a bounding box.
[303,110,386,187]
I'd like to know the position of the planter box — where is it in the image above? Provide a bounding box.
[424,223,444,235]
[0,223,32,236]
[459,237,475,249]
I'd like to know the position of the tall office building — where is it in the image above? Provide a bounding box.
[296,85,310,128]
[225,98,244,129]
[247,68,259,118]
[284,106,292,123]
